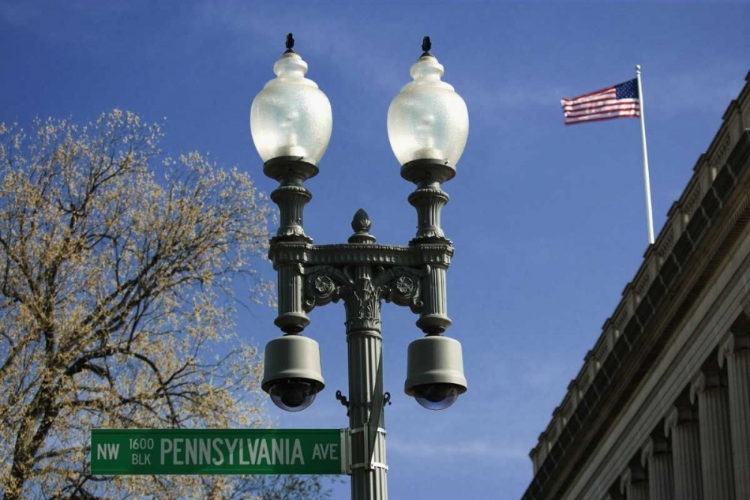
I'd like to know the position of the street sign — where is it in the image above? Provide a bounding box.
[91,428,348,475]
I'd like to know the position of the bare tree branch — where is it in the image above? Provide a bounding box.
[0,111,326,500]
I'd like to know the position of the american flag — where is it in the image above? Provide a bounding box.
[561,79,640,125]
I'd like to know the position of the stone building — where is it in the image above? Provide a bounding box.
[521,72,750,500]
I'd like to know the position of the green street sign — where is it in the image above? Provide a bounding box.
[91,428,348,475]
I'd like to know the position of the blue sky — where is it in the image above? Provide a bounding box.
[1,1,748,498]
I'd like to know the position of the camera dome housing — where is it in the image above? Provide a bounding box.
[262,335,325,412]
[405,335,467,410]
[268,378,320,412]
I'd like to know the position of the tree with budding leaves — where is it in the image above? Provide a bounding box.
[0,111,331,500]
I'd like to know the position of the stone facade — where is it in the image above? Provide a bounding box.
[523,72,750,499]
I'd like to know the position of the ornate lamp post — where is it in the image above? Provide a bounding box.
[250,34,469,500]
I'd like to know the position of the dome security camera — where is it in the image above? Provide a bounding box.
[411,383,462,411]
[267,378,321,412]
[262,335,325,412]
[405,335,467,410]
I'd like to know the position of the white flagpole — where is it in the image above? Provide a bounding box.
[636,65,655,244]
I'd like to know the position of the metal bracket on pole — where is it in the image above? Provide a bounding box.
[349,426,367,471]
[371,427,388,470]
[341,428,352,475]
[349,426,388,471]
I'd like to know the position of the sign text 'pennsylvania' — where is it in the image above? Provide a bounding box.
[91,429,347,475]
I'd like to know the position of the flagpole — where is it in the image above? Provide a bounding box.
[636,65,655,244]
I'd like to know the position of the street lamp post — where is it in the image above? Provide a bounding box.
[250,34,469,500]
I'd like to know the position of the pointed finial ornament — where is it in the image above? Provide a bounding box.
[351,208,372,233]
[421,36,432,56]
[349,208,376,244]
[285,33,295,53]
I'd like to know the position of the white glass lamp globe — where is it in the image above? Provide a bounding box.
[250,44,332,165]
[387,43,469,167]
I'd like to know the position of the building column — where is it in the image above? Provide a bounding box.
[641,435,674,500]
[664,404,702,500]
[620,463,649,500]
[719,329,750,499]
[691,369,735,500]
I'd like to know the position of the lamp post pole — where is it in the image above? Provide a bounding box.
[251,35,469,500]
[341,220,388,499]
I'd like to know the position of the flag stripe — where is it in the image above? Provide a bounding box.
[565,102,639,117]
[561,90,616,105]
[560,79,640,125]
[564,111,640,125]
[564,102,639,113]
[562,95,630,108]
